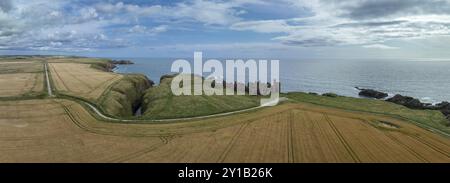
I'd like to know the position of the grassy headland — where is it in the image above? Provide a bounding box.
[141,75,260,119]
[98,74,152,117]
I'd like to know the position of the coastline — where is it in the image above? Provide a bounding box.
[107,59,450,123]
[111,57,450,104]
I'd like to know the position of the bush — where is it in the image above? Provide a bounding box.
[322,93,338,98]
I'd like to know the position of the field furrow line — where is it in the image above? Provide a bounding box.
[58,101,137,137]
[287,110,295,163]
[61,104,148,137]
[106,141,167,163]
[31,72,43,92]
[323,114,361,163]
[217,122,250,163]
[410,134,450,158]
[88,75,121,94]
[56,64,94,90]
[48,64,69,91]
[384,132,429,162]
[0,133,68,141]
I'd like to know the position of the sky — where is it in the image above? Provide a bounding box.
[1,0,450,59]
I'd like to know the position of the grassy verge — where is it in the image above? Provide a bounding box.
[284,92,450,134]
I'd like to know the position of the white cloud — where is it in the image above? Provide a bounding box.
[363,44,399,49]
[94,2,162,16]
[2,0,450,54]
[0,0,145,51]
[0,0,266,52]
[128,25,168,35]
[231,20,293,33]
[170,0,241,25]
[231,0,450,47]
[79,7,99,22]
[94,0,263,26]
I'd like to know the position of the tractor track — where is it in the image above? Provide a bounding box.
[323,113,361,163]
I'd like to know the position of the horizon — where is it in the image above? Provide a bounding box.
[4,55,450,62]
[1,0,450,59]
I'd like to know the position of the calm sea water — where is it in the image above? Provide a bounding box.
[112,58,450,104]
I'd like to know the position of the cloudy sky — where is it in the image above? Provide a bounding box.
[1,0,450,59]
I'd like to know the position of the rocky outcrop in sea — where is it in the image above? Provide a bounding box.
[355,87,450,122]
[356,87,388,99]
[110,60,134,65]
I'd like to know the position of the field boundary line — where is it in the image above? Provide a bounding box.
[47,63,69,92]
[29,71,42,92]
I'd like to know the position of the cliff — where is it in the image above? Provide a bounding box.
[98,74,154,117]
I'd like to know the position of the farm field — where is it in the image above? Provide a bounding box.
[1,57,449,163]
[0,61,43,74]
[0,98,448,163]
[0,61,44,98]
[285,92,450,134]
[48,63,123,101]
[0,73,44,97]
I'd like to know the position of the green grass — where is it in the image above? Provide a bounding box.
[141,76,260,119]
[285,92,450,134]
[98,74,151,117]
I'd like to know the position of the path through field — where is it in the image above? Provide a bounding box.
[44,63,53,97]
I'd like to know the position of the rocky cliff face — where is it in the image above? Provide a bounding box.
[99,74,154,117]
[386,94,429,109]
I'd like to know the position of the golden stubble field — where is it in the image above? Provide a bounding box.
[48,63,122,101]
[0,99,448,163]
[0,61,44,97]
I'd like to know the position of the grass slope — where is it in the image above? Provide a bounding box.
[141,75,260,119]
[98,74,151,117]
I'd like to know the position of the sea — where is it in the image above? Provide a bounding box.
[112,58,450,104]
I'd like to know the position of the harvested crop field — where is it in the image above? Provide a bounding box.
[0,61,43,74]
[48,63,122,101]
[0,99,162,162]
[0,99,448,163]
[0,73,44,97]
